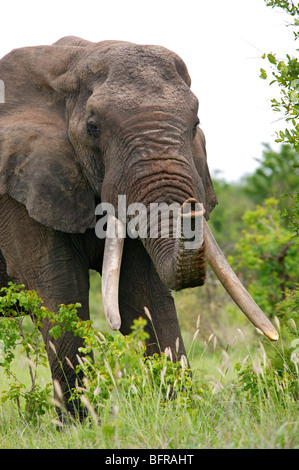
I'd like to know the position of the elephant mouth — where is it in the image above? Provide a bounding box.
[101,198,279,342]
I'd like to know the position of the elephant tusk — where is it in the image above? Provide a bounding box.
[101,214,125,330]
[203,219,279,341]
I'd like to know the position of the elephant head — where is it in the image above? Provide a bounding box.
[0,36,278,341]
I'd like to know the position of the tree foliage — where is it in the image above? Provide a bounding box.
[244,144,299,208]
[233,198,297,313]
[261,1,299,151]
[205,0,299,351]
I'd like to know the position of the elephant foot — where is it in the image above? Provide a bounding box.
[54,398,88,425]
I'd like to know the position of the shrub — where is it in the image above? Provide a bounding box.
[233,198,297,314]
[0,283,193,421]
[0,284,52,421]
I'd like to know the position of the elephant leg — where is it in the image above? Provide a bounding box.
[0,196,90,419]
[118,237,187,362]
[0,248,11,290]
[0,248,23,316]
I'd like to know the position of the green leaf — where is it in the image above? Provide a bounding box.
[260,68,268,79]
[267,53,277,64]
[278,61,288,73]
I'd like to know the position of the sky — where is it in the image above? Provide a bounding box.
[0,0,297,181]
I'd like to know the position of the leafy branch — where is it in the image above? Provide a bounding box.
[260,1,299,150]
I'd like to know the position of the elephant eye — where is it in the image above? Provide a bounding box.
[87,121,101,138]
[192,118,200,138]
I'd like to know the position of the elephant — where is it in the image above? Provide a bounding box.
[0,36,278,418]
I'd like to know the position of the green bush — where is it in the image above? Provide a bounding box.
[0,284,193,422]
[0,284,52,421]
[232,197,299,404]
[0,282,298,430]
[233,198,297,314]
[0,283,298,448]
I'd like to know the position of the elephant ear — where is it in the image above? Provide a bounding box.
[192,127,218,219]
[0,41,96,233]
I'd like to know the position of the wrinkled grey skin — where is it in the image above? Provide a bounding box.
[0,37,217,418]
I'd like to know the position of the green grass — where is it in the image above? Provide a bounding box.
[0,279,298,449]
[0,326,298,449]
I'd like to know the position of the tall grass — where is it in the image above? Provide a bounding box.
[0,284,298,449]
[1,340,298,449]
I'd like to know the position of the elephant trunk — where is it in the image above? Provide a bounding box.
[152,198,206,291]
[101,199,279,342]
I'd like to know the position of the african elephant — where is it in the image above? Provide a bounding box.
[0,37,278,418]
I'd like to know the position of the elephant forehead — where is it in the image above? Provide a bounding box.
[86,43,191,89]
[85,43,196,116]
[88,80,196,117]
[111,46,176,76]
